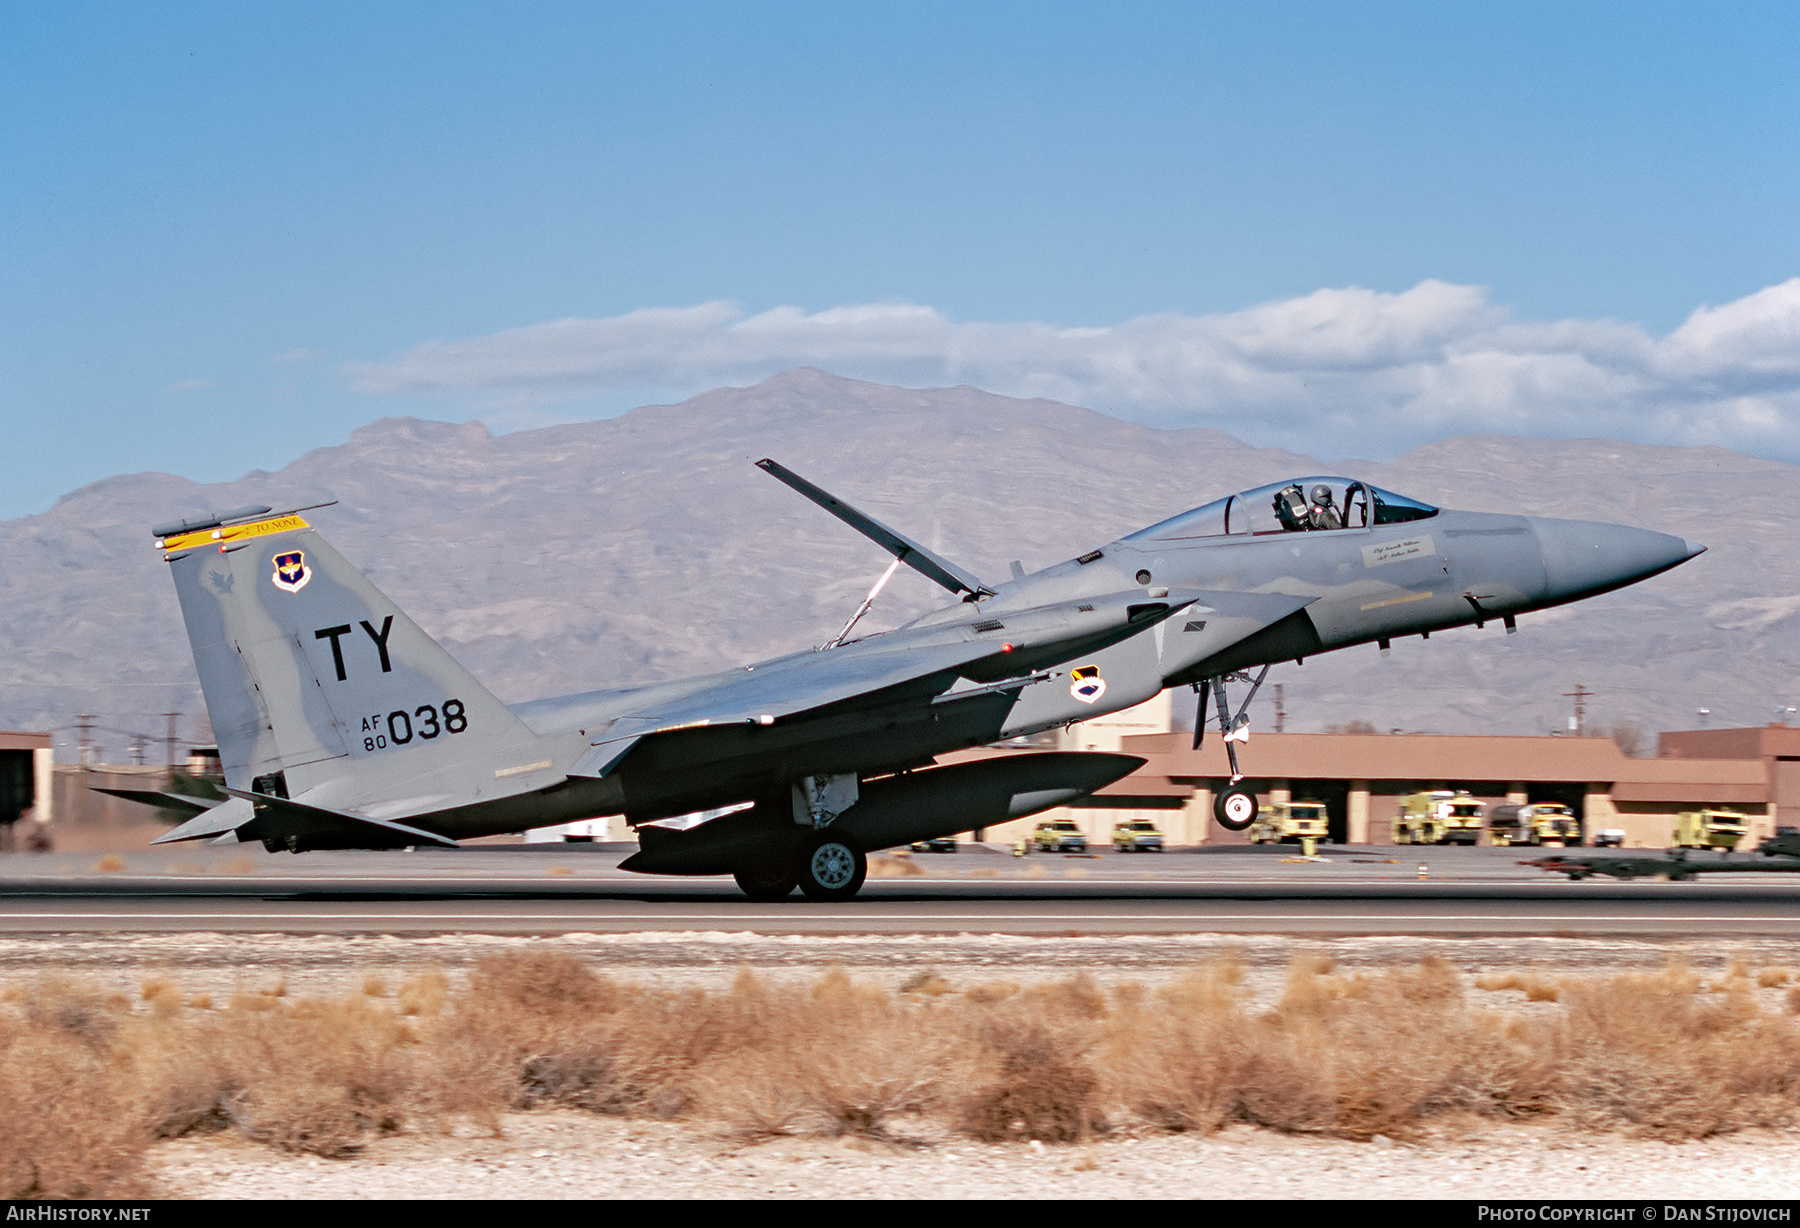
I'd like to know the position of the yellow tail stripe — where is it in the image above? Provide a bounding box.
[160,514,311,554]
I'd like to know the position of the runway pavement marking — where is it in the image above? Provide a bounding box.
[4,875,1779,889]
[1,911,1797,923]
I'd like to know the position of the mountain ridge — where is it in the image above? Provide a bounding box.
[1,369,1791,757]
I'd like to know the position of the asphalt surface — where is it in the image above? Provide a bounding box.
[6,841,1800,936]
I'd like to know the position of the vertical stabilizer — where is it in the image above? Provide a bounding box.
[159,511,539,798]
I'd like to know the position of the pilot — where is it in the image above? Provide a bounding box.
[1308,484,1343,530]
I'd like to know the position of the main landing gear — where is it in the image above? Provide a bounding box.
[797,831,867,902]
[1193,665,1271,832]
[732,830,869,902]
[732,860,799,902]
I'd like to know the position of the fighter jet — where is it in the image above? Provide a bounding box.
[128,465,1702,900]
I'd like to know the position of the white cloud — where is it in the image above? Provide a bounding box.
[343,278,1800,460]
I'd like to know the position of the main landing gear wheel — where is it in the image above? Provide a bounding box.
[733,862,798,901]
[1214,786,1258,832]
[797,832,867,902]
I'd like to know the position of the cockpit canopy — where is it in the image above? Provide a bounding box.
[1123,477,1438,542]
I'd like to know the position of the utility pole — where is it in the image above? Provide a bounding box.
[1274,684,1286,734]
[163,713,180,770]
[1562,685,1591,737]
[76,714,93,768]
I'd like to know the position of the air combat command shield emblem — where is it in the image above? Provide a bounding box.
[272,550,311,593]
[1069,664,1106,704]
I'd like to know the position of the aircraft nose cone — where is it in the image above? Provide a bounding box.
[1529,518,1703,603]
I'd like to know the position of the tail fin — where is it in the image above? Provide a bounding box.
[159,510,538,797]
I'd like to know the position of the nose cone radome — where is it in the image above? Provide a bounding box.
[1529,518,1705,604]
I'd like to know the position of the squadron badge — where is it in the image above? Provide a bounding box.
[271,550,311,593]
[1069,665,1106,704]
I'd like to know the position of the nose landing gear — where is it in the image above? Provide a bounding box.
[1194,665,1271,832]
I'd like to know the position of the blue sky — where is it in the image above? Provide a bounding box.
[4,2,1799,518]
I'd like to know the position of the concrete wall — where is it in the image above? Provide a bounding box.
[1609,800,1771,850]
[48,764,181,851]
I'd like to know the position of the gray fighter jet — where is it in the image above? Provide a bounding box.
[130,465,1702,900]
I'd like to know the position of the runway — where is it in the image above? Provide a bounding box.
[6,842,1800,935]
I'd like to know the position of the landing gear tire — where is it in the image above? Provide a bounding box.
[797,833,867,902]
[1215,787,1258,832]
[734,862,798,901]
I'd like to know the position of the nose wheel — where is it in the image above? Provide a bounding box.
[1214,785,1259,831]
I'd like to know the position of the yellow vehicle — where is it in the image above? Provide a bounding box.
[1672,808,1749,852]
[1030,817,1088,853]
[1250,800,1329,845]
[1526,802,1581,847]
[1488,802,1581,847]
[1111,818,1165,852]
[1393,790,1484,846]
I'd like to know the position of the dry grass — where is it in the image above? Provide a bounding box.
[1475,971,1562,1002]
[15,951,1800,1195]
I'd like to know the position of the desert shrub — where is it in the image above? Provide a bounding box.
[0,1008,151,1188]
[13,946,1800,1188]
[695,968,959,1139]
[1098,956,1557,1140]
[962,1022,1099,1142]
[959,976,1110,1142]
[1557,963,1800,1138]
[0,989,152,1198]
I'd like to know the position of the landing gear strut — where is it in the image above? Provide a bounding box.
[1194,665,1271,832]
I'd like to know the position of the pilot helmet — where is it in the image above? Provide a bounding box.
[1308,483,1335,506]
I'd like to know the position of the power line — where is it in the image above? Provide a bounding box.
[1562,684,1592,736]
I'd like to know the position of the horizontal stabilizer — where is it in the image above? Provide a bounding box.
[222,787,459,851]
[151,797,256,844]
[92,787,222,815]
[756,458,990,598]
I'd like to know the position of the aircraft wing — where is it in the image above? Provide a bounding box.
[566,587,1202,778]
[569,636,1012,777]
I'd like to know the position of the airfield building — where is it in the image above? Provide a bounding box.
[970,716,1791,850]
